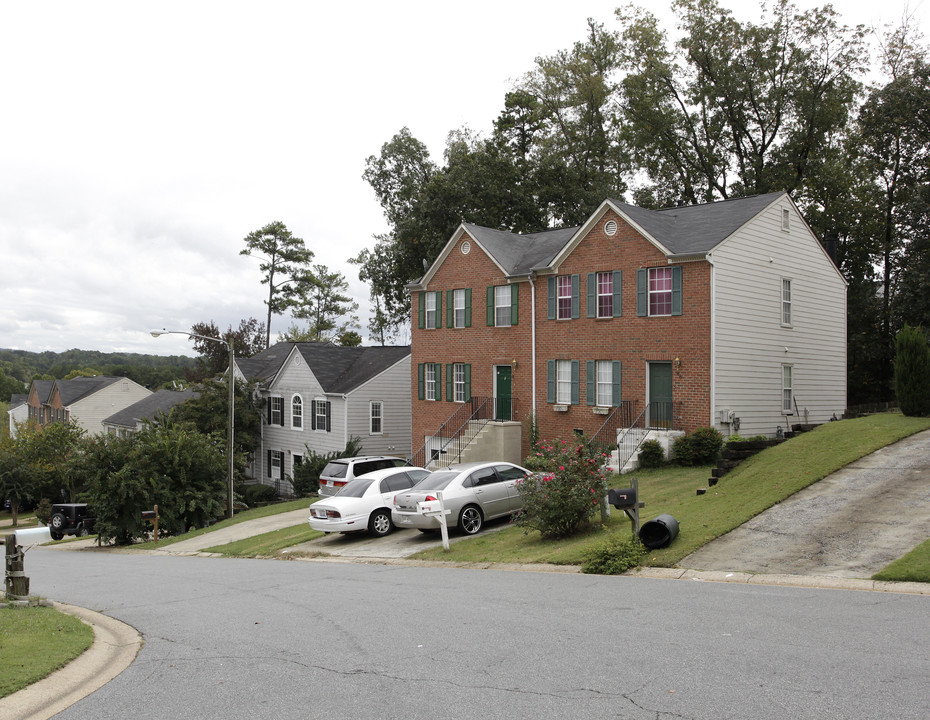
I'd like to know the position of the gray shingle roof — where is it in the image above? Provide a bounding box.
[9,394,27,408]
[102,389,199,430]
[54,376,123,405]
[460,192,786,273]
[239,343,410,394]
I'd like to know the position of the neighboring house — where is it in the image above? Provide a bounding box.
[8,394,28,436]
[24,376,153,436]
[102,388,199,437]
[236,342,412,493]
[407,191,847,467]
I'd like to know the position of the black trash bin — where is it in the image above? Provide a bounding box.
[639,514,680,549]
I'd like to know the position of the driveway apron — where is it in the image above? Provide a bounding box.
[679,428,930,578]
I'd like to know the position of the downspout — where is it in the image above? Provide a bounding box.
[343,394,348,447]
[528,274,537,423]
[706,253,717,428]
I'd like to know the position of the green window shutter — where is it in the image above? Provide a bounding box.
[487,286,494,326]
[613,270,623,317]
[464,364,471,401]
[546,360,555,403]
[510,284,519,325]
[637,269,647,316]
[465,288,472,327]
[585,360,595,406]
[434,291,442,329]
[418,292,425,329]
[672,266,682,316]
[612,361,622,406]
[435,363,442,401]
[586,274,596,318]
[417,364,424,400]
[447,290,454,327]
[571,274,580,319]
[547,277,556,320]
[570,360,580,405]
[446,364,453,401]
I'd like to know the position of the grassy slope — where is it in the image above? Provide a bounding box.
[0,606,94,698]
[412,414,930,568]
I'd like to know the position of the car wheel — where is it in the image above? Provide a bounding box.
[49,512,67,531]
[77,524,89,537]
[50,531,64,541]
[458,505,483,535]
[368,509,393,537]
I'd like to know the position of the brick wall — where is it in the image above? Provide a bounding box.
[411,210,713,460]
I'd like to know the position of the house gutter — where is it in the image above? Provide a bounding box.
[705,252,717,428]
[528,273,537,422]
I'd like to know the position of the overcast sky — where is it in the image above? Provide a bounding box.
[1,0,924,358]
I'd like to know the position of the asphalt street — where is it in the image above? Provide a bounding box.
[21,548,930,720]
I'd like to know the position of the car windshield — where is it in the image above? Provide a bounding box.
[336,478,374,497]
[321,461,348,478]
[411,472,457,492]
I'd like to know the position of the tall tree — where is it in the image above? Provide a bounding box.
[189,318,266,379]
[614,0,867,205]
[240,222,314,348]
[289,264,360,343]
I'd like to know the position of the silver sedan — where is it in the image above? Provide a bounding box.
[391,461,530,535]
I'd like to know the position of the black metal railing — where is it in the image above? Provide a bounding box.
[588,400,635,455]
[614,401,682,472]
[411,396,520,468]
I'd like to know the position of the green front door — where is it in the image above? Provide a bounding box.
[649,362,673,429]
[495,365,512,420]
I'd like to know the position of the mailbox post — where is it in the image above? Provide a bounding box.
[142,505,160,544]
[607,477,644,537]
[420,491,452,551]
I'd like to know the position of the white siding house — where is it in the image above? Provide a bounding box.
[25,376,153,436]
[237,342,412,493]
[710,195,847,436]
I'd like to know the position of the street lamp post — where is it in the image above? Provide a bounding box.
[151,329,235,519]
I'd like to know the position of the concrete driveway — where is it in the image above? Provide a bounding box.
[679,428,930,578]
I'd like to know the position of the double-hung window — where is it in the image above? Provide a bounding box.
[586,360,622,406]
[782,366,793,414]
[370,401,383,434]
[269,396,283,426]
[449,288,470,328]
[418,291,442,329]
[547,275,580,320]
[636,267,682,317]
[546,359,579,405]
[310,399,331,431]
[782,278,792,326]
[587,271,622,318]
[418,363,442,401]
[487,285,518,327]
[454,363,466,402]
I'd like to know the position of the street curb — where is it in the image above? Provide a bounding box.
[0,602,142,720]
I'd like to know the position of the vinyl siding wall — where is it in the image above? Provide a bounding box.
[344,356,411,459]
[70,380,152,435]
[711,196,847,436]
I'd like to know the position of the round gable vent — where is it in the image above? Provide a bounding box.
[461,240,471,255]
[604,220,618,236]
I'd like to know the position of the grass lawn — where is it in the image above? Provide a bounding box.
[874,539,930,582]
[202,524,324,556]
[0,605,94,699]
[413,414,930,571]
[130,498,312,550]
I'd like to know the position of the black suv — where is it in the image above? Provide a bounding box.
[48,503,96,540]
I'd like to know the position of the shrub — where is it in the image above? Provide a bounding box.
[34,498,53,524]
[673,426,724,465]
[895,325,930,416]
[581,536,645,575]
[637,439,665,468]
[242,483,277,505]
[517,439,610,538]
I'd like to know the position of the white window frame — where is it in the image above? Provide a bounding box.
[314,397,328,430]
[648,267,673,316]
[291,394,303,429]
[454,289,466,328]
[271,450,283,479]
[557,360,572,404]
[494,285,511,327]
[781,208,790,231]
[270,396,283,425]
[370,401,383,435]
[425,364,437,401]
[453,363,466,403]
[425,292,437,330]
[557,276,572,320]
[596,361,613,407]
[782,365,793,414]
[596,271,613,318]
[782,278,792,327]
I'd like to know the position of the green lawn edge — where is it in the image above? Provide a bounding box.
[411,414,930,571]
[0,605,94,699]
